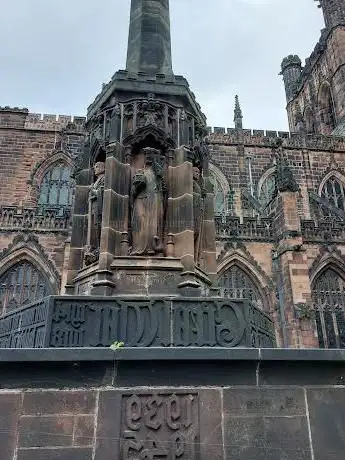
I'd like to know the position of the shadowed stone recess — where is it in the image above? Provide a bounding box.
[126,0,173,75]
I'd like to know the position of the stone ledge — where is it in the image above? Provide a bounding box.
[0,347,344,363]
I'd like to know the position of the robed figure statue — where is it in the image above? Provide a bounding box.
[84,161,105,265]
[130,148,166,256]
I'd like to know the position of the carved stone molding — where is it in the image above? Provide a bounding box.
[0,233,60,286]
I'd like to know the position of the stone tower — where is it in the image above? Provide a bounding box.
[317,0,345,29]
[281,0,345,134]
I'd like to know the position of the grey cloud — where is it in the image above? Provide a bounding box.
[0,0,324,130]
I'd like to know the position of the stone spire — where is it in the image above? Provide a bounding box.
[234,95,243,129]
[126,0,173,75]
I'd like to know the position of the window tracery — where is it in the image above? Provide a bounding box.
[320,175,345,214]
[258,172,276,216]
[0,261,51,315]
[312,268,345,349]
[38,162,75,215]
[209,165,232,216]
[218,265,263,309]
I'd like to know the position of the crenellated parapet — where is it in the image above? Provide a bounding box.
[207,127,345,151]
[0,107,86,132]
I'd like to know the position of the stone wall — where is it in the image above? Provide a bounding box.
[0,107,85,294]
[0,348,344,460]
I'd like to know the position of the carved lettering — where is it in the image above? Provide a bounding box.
[121,393,199,460]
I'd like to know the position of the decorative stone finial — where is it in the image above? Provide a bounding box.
[234,95,243,129]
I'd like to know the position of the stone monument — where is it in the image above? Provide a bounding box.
[0,0,275,349]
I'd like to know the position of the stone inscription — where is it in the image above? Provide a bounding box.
[50,300,170,347]
[0,297,276,349]
[173,301,246,347]
[121,393,199,460]
[0,302,48,348]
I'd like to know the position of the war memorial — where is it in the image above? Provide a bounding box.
[0,1,344,459]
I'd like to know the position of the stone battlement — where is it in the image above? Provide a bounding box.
[207,127,345,151]
[0,107,86,132]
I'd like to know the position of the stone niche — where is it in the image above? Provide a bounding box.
[66,88,217,298]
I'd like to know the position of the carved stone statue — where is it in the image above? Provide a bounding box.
[193,166,204,262]
[130,148,166,256]
[84,161,105,265]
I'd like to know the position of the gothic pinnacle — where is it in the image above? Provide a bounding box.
[234,95,243,129]
[126,0,173,75]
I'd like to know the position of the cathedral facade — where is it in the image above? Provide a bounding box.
[0,0,344,349]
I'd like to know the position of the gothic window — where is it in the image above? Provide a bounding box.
[312,268,345,349]
[38,162,75,215]
[0,261,51,315]
[318,83,336,134]
[258,172,276,216]
[219,265,263,309]
[321,175,345,213]
[209,165,232,216]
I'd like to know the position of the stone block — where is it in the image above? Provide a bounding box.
[95,389,222,460]
[16,447,92,460]
[307,388,345,460]
[223,388,311,460]
[18,415,74,447]
[22,390,96,415]
[0,392,22,460]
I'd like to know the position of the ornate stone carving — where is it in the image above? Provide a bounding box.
[0,297,276,349]
[193,166,205,262]
[120,392,199,460]
[84,161,105,265]
[130,148,167,256]
[272,139,299,193]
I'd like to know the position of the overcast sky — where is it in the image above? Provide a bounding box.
[0,0,324,130]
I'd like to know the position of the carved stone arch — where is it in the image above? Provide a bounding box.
[318,169,345,195]
[29,151,74,189]
[0,234,59,314]
[217,247,273,313]
[27,151,75,209]
[0,234,60,289]
[317,81,336,134]
[309,246,345,285]
[209,163,231,215]
[123,124,175,155]
[90,137,106,167]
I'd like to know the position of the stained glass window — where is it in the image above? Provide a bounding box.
[312,268,345,348]
[0,262,51,315]
[219,265,263,309]
[258,173,276,216]
[38,163,74,215]
[321,176,345,212]
[209,169,231,216]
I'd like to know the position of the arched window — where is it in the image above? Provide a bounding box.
[219,265,263,309]
[258,172,276,216]
[318,83,336,134]
[38,162,75,215]
[321,175,345,213]
[0,261,51,315]
[312,267,345,349]
[209,165,232,216]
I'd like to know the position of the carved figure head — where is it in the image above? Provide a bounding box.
[193,166,201,181]
[93,162,105,177]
